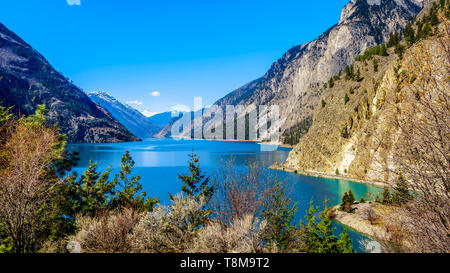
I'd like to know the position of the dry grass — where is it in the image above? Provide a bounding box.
[190,215,267,253]
[71,208,142,253]
[128,194,204,253]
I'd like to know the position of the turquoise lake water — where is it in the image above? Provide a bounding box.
[68,138,381,252]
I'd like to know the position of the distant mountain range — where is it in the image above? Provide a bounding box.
[148,112,177,128]
[87,91,187,139]
[0,22,138,143]
[152,111,188,138]
[87,91,162,139]
[0,0,426,144]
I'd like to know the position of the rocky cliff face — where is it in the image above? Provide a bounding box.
[213,0,423,138]
[0,23,139,143]
[281,0,448,183]
[87,91,161,139]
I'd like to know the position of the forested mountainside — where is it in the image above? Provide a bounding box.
[0,23,138,143]
[280,0,449,184]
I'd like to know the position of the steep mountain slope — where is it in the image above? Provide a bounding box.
[87,92,161,139]
[211,0,424,140]
[148,112,176,128]
[0,22,138,143]
[153,113,186,138]
[151,111,189,138]
[279,0,449,184]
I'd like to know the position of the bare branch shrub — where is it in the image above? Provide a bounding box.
[129,194,205,253]
[211,158,275,227]
[367,20,450,252]
[189,214,267,253]
[361,207,378,225]
[0,120,64,253]
[71,208,142,253]
[386,24,449,252]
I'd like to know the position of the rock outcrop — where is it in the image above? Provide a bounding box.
[281,0,448,183]
[212,0,423,139]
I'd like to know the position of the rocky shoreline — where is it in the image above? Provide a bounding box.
[330,203,390,241]
[270,163,389,189]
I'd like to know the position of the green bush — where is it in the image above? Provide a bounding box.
[387,32,401,48]
[373,59,379,72]
[355,44,388,62]
[345,65,354,81]
[341,190,356,213]
[328,77,335,88]
[381,188,392,205]
[301,201,355,253]
[282,117,313,145]
[344,93,350,104]
[392,175,413,205]
[395,44,406,60]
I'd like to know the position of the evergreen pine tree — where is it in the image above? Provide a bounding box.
[356,68,362,81]
[66,162,116,215]
[174,151,214,228]
[373,58,379,72]
[341,192,349,206]
[344,93,350,104]
[176,151,214,202]
[328,77,335,88]
[387,32,400,48]
[341,190,355,212]
[337,229,355,253]
[347,190,355,204]
[66,151,159,215]
[112,151,159,210]
[382,188,392,205]
[0,105,13,146]
[301,200,354,253]
[392,175,413,205]
[404,23,415,44]
[26,104,48,125]
[380,44,388,56]
[345,65,352,81]
[262,179,299,252]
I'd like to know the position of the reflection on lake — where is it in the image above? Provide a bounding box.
[68,138,381,252]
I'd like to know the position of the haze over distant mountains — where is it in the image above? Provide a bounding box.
[87,91,162,139]
[0,0,426,144]
[0,19,185,142]
[0,22,138,143]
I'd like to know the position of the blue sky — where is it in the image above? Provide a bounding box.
[1,0,349,113]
